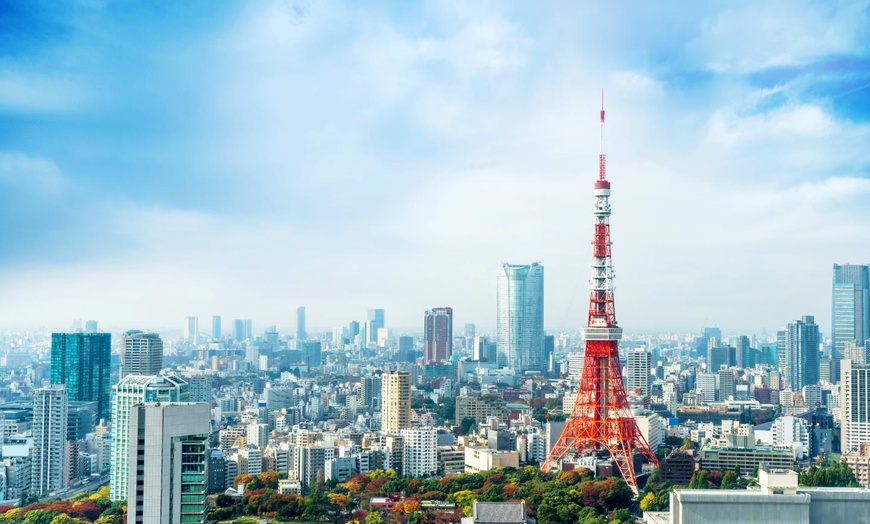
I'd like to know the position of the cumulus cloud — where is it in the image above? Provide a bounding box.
[0,1,867,334]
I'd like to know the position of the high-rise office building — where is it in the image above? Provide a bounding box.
[233,319,245,342]
[733,335,751,368]
[51,332,112,420]
[496,262,544,373]
[842,359,870,453]
[212,315,221,339]
[696,372,717,404]
[301,341,322,369]
[297,306,307,342]
[368,309,385,344]
[361,375,382,411]
[718,369,735,401]
[424,307,453,364]
[110,374,189,501]
[625,348,651,398]
[84,320,98,333]
[127,403,210,524]
[381,371,411,434]
[784,316,820,391]
[121,331,164,378]
[833,264,870,380]
[471,336,497,363]
[31,385,68,496]
[184,316,199,345]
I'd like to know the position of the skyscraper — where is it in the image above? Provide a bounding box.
[381,371,410,434]
[424,307,453,364]
[121,330,164,378]
[110,373,189,501]
[297,306,307,342]
[368,309,385,344]
[184,316,199,345]
[842,359,870,453]
[233,319,246,342]
[127,402,210,524]
[212,315,221,340]
[84,320,98,333]
[833,264,870,380]
[496,262,544,372]
[31,385,68,496]
[784,316,821,391]
[51,332,112,420]
[626,348,651,398]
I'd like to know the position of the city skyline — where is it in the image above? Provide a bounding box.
[0,2,868,334]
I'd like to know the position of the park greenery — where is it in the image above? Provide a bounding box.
[0,486,125,524]
[212,467,638,524]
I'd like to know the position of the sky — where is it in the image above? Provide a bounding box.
[0,1,868,337]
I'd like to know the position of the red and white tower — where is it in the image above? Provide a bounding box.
[541,93,658,490]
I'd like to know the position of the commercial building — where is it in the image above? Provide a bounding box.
[31,385,68,496]
[296,306,306,342]
[127,403,210,524]
[662,464,870,524]
[424,307,453,364]
[832,264,870,380]
[496,262,544,373]
[381,371,411,434]
[464,446,519,473]
[368,309,385,344]
[698,445,795,472]
[626,349,651,398]
[211,315,221,340]
[50,332,112,420]
[783,316,820,391]
[842,359,870,452]
[110,374,189,501]
[122,331,164,378]
[456,396,510,427]
[184,316,199,345]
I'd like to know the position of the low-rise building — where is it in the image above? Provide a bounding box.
[465,446,519,474]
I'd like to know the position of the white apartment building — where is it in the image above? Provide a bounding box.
[31,385,68,496]
[401,428,438,477]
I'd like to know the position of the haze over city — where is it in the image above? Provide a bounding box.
[1,1,868,334]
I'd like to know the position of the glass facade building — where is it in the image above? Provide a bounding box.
[496,262,544,373]
[832,264,870,380]
[784,316,820,391]
[50,332,112,421]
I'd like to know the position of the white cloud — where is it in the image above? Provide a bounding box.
[688,0,870,73]
[0,152,64,196]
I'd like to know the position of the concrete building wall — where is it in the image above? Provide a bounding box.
[671,491,810,524]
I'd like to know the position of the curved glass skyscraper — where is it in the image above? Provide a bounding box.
[496,262,544,373]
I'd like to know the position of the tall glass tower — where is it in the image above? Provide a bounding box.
[50,332,112,420]
[832,264,870,380]
[784,316,820,391]
[496,262,544,373]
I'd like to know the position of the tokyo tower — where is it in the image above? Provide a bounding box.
[541,93,658,490]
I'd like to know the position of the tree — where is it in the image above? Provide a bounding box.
[259,471,280,490]
[460,418,476,435]
[639,492,656,512]
[403,500,421,514]
[680,437,696,450]
[233,474,254,488]
[688,470,710,489]
[215,494,235,508]
[720,471,738,490]
[365,509,386,524]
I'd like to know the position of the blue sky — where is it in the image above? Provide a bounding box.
[0,0,868,336]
